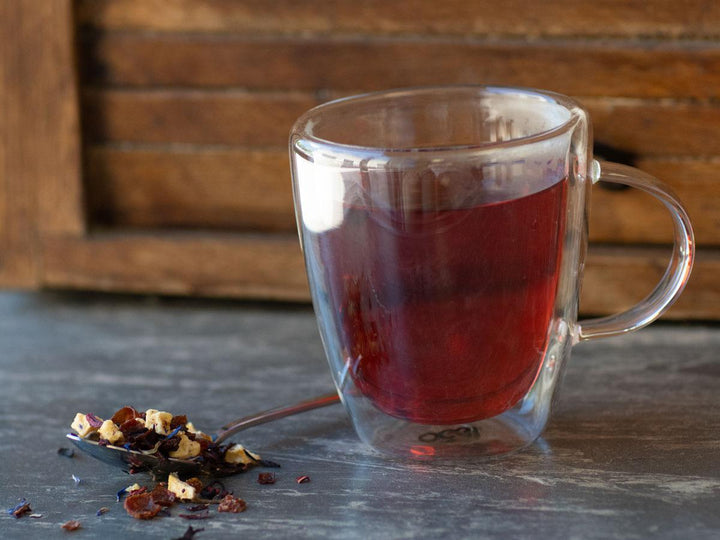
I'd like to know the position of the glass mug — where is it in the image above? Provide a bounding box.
[289,86,694,459]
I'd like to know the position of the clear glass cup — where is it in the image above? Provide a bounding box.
[289,86,694,459]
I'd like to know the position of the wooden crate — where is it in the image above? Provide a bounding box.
[1,0,718,317]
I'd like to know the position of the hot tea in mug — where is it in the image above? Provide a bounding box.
[290,86,693,458]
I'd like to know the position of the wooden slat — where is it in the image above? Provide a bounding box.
[85,147,296,231]
[84,146,718,245]
[41,231,717,319]
[79,33,720,98]
[82,89,317,146]
[74,0,720,38]
[82,90,720,157]
[42,232,309,301]
[581,246,717,320]
[590,157,720,245]
[0,0,83,287]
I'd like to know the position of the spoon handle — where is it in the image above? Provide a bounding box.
[214,392,341,444]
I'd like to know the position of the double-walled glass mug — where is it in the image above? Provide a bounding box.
[289,86,694,459]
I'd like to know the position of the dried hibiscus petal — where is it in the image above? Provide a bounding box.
[61,520,82,531]
[218,494,247,513]
[124,492,161,520]
[85,414,103,428]
[178,511,210,520]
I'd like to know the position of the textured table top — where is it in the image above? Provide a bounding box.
[1,292,719,539]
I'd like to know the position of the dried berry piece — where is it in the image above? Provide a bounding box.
[171,414,188,429]
[257,472,276,485]
[217,494,247,513]
[119,418,146,437]
[173,526,205,540]
[112,406,141,425]
[61,520,82,531]
[124,492,161,520]
[185,477,204,493]
[149,483,176,507]
[7,498,31,518]
[199,481,229,501]
[296,475,311,484]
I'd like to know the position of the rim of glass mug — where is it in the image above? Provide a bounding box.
[291,85,585,159]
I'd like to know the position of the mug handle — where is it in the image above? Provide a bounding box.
[577,160,695,341]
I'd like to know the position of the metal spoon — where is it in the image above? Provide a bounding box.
[66,392,341,476]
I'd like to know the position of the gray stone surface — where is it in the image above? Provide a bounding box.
[1,291,718,539]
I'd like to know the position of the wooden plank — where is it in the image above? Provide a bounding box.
[74,0,720,38]
[78,33,720,98]
[41,231,717,319]
[82,89,317,146]
[584,97,720,157]
[41,232,309,301]
[85,147,296,231]
[581,246,718,320]
[590,157,720,245]
[83,90,720,157]
[0,0,83,287]
[84,146,718,245]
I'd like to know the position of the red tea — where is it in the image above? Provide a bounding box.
[309,177,567,425]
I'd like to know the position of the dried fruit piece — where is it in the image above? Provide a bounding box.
[71,413,102,437]
[257,472,276,485]
[96,507,110,516]
[61,520,82,531]
[169,434,201,459]
[7,498,32,518]
[145,409,173,435]
[296,475,311,484]
[168,473,199,501]
[98,419,124,444]
[217,494,247,513]
[149,483,176,507]
[124,492,161,520]
[111,406,141,425]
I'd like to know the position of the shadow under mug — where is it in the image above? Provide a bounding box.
[289,86,694,459]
